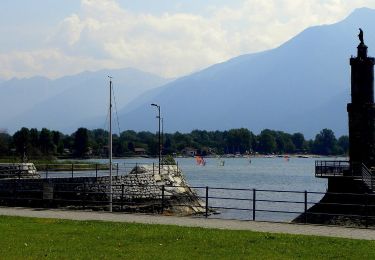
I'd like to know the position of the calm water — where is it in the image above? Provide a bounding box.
[85,156,335,222]
[90,156,328,190]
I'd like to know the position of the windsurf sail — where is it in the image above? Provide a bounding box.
[195,156,206,166]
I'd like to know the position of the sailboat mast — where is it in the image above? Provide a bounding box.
[109,76,113,212]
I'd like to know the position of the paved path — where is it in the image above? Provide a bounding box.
[0,207,374,240]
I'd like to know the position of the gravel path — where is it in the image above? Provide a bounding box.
[1,207,375,240]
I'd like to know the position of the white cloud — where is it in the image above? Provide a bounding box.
[0,49,117,79]
[1,0,375,79]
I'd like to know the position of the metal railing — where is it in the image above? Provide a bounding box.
[361,163,373,191]
[33,163,179,179]
[315,160,375,192]
[315,160,350,177]
[0,163,37,179]
[2,180,375,228]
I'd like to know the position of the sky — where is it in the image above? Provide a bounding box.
[1,0,375,80]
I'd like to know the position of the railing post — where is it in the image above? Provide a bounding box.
[82,183,86,209]
[304,190,308,224]
[153,162,155,175]
[252,188,256,221]
[117,163,119,176]
[71,164,74,178]
[205,186,209,218]
[46,165,48,179]
[13,179,17,206]
[95,164,98,180]
[161,185,165,214]
[121,184,124,211]
[365,193,369,228]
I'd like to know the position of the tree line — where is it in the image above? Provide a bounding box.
[0,127,349,159]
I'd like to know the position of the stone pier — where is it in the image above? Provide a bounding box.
[0,163,206,216]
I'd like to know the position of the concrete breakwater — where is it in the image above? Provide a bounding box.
[0,163,206,216]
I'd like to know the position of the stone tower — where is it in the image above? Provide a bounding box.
[347,29,375,169]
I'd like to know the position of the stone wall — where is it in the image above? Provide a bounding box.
[0,163,40,179]
[0,164,206,216]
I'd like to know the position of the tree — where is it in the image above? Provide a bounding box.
[292,133,306,151]
[258,130,277,154]
[338,135,349,155]
[225,128,253,154]
[52,131,65,154]
[0,132,11,156]
[13,127,30,157]
[29,128,39,147]
[313,128,339,155]
[39,128,55,155]
[73,128,89,158]
[91,129,108,156]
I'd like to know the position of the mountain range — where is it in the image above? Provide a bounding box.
[114,7,375,138]
[2,7,375,138]
[1,68,169,133]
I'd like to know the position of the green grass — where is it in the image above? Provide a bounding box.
[0,215,374,259]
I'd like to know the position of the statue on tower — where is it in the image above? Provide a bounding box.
[358,28,364,45]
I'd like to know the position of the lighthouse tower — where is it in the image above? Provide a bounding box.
[347,29,375,169]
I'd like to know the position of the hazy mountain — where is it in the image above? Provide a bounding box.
[2,68,169,133]
[0,76,65,123]
[115,8,375,138]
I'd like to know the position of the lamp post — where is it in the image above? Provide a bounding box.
[161,117,164,163]
[151,103,161,175]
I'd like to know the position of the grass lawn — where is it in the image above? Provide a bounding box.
[0,215,374,259]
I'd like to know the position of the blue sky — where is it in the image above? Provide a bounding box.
[0,0,374,79]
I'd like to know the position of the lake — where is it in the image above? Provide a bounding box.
[86,156,335,222]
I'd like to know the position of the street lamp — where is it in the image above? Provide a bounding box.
[161,117,164,163]
[151,103,161,175]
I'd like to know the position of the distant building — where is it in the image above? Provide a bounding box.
[134,147,147,155]
[182,147,197,157]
